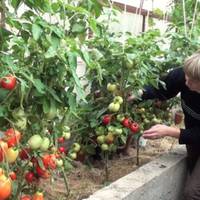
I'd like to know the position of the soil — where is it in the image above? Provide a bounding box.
[40,137,178,200]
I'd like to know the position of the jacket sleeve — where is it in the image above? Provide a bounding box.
[179,127,200,145]
[142,68,185,101]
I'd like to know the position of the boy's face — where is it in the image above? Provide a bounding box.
[185,74,200,93]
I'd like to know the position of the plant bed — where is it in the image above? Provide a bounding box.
[40,137,178,200]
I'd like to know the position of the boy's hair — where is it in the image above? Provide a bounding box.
[184,51,200,81]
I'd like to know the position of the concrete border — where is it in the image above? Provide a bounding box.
[84,145,187,200]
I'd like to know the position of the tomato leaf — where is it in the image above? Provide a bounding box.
[11,0,22,9]
[44,46,57,58]
[42,99,50,114]
[33,79,45,94]
[46,87,62,103]
[0,106,8,117]
[32,24,43,41]
[71,23,85,33]
[68,52,86,102]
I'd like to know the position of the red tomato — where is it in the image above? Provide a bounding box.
[0,75,17,90]
[58,147,65,154]
[4,128,21,147]
[35,166,50,179]
[19,148,30,160]
[42,154,56,170]
[9,171,17,180]
[129,122,140,133]
[122,118,130,128]
[20,195,32,200]
[25,171,35,183]
[102,115,111,125]
[31,157,38,165]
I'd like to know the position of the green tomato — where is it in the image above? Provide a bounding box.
[126,60,134,69]
[107,83,117,92]
[115,128,123,135]
[14,117,27,130]
[72,143,81,153]
[12,108,26,119]
[69,152,77,160]
[95,126,105,136]
[46,100,57,120]
[117,114,125,122]
[114,96,123,104]
[97,135,105,144]
[108,126,115,132]
[28,134,43,150]
[40,137,50,151]
[144,118,150,124]
[101,143,109,151]
[62,131,71,140]
[108,102,120,112]
[56,159,64,167]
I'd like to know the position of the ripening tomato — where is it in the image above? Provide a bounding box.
[0,174,12,200]
[0,141,8,162]
[9,171,17,180]
[5,148,19,163]
[57,137,65,143]
[4,128,21,147]
[105,133,114,144]
[0,169,4,176]
[0,75,17,90]
[32,192,44,200]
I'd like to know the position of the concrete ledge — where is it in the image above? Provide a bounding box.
[84,145,187,200]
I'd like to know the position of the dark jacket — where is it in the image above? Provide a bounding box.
[142,67,200,145]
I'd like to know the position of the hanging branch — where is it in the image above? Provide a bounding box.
[136,0,144,34]
[0,0,6,27]
[107,0,114,32]
[182,0,187,37]
[122,3,127,53]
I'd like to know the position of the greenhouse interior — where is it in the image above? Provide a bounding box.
[0,0,200,199]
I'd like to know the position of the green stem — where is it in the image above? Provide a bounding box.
[104,152,109,182]
[1,89,15,105]
[61,167,70,199]
[136,135,141,166]
[15,162,29,199]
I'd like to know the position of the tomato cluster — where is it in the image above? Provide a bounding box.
[122,118,140,133]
